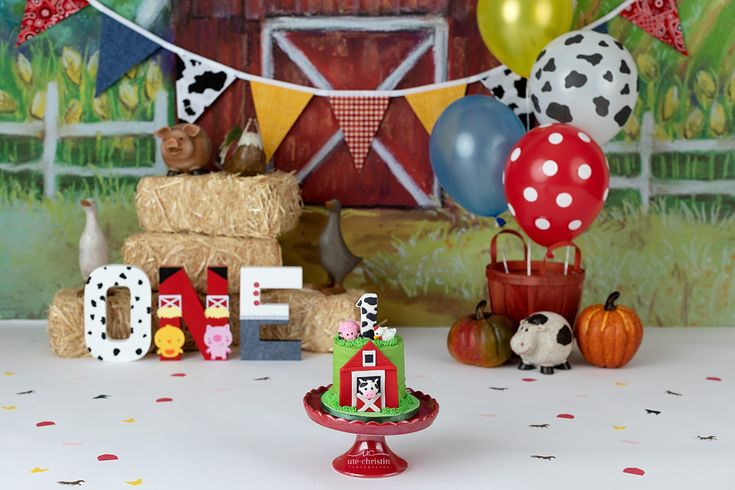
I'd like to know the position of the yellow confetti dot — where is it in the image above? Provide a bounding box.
[612,425,627,431]
[614,382,628,387]
[121,418,136,424]
[2,406,16,410]
[29,467,49,474]
[126,478,143,486]
[3,371,15,376]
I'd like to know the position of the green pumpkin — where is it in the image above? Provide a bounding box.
[447,300,514,367]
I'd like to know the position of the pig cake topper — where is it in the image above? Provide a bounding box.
[155,123,212,176]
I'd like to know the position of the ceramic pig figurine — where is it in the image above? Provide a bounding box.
[337,320,359,341]
[155,124,212,176]
[510,312,573,375]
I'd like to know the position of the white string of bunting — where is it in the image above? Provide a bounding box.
[86,0,635,98]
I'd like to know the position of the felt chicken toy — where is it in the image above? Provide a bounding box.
[319,199,362,294]
[79,199,109,282]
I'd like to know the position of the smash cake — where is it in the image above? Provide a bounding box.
[320,293,420,422]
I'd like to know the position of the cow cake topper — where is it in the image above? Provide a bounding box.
[354,293,396,341]
[510,311,573,375]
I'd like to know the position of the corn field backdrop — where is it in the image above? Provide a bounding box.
[1,0,734,326]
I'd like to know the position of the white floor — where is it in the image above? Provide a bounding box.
[0,325,733,489]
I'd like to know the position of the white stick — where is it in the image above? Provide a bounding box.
[564,247,570,276]
[502,251,509,274]
[526,243,532,277]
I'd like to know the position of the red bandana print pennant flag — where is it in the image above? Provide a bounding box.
[329,96,390,171]
[620,0,688,55]
[17,0,89,46]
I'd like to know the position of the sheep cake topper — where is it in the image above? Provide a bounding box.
[510,311,573,375]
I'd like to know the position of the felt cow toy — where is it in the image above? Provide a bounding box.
[510,312,573,375]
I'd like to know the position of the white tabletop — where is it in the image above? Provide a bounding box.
[0,325,733,489]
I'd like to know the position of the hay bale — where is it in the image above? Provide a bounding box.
[122,232,282,293]
[48,288,150,358]
[261,288,364,353]
[135,171,302,238]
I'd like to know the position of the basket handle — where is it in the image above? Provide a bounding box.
[490,229,528,265]
[539,241,582,275]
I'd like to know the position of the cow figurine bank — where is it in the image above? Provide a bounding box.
[155,124,212,176]
[510,312,573,375]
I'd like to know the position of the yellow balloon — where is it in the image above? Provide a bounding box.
[477,0,574,78]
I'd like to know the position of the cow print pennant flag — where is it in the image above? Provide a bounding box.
[481,66,536,129]
[176,54,235,123]
[620,0,688,55]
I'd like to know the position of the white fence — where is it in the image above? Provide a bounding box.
[604,112,735,211]
[0,82,168,197]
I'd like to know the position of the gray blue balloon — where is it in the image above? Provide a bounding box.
[430,95,525,217]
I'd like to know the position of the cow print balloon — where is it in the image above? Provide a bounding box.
[503,123,609,247]
[529,30,638,145]
[482,66,536,128]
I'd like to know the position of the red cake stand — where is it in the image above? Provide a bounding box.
[303,386,439,478]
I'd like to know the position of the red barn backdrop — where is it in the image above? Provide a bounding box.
[172,1,497,207]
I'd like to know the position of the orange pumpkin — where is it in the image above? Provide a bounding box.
[575,292,643,368]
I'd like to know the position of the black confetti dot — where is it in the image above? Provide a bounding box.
[87,347,92,352]
[87,331,92,335]
[97,283,103,289]
[126,266,132,270]
[90,314,95,320]
[97,356,103,361]
[101,332,106,339]
[147,307,151,314]
[91,300,97,307]
[113,348,120,356]
[138,279,144,285]
[135,296,140,302]
[119,273,127,279]
[101,317,106,325]
[135,348,143,355]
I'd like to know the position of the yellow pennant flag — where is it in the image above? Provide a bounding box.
[405,84,467,133]
[251,81,313,161]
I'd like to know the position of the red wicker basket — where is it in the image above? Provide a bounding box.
[486,230,585,329]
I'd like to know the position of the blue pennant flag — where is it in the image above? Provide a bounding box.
[96,15,160,96]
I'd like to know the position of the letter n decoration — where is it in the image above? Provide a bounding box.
[157,266,230,361]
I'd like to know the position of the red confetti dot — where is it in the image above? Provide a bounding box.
[253,291,259,296]
[254,301,260,306]
[171,373,186,377]
[556,413,575,419]
[35,420,55,427]
[706,377,722,381]
[156,397,173,403]
[521,378,537,382]
[253,282,260,288]
[623,467,645,476]
[97,454,119,462]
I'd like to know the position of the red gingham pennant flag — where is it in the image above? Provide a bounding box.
[16,0,89,46]
[329,96,390,171]
[620,0,688,55]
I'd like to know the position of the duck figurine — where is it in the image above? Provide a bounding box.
[79,199,109,282]
[319,199,362,295]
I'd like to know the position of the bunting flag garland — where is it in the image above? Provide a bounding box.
[620,0,688,55]
[250,81,313,161]
[176,54,236,123]
[405,84,466,133]
[329,97,390,171]
[96,15,160,96]
[17,0,89,46]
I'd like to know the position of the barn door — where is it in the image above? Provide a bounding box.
[262,17,447,208]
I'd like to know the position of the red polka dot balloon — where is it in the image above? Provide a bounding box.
[503,124,609,247]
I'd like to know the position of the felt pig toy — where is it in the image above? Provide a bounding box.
[338,320,359,341]
[510,312,573,375]
[154,124,212,176]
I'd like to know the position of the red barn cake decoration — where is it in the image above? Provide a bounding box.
[339,341,398,412]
